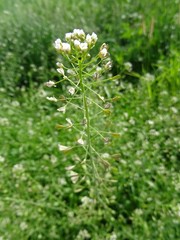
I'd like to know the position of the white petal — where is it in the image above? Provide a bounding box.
[46,96,58,102]
[68,87,75,95]
[57,68,65,75]
[66,118,73,126]
[57,106,66,114]
[58,144,72,152]
[77,138,84,145]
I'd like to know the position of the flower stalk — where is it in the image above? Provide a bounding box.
[78,59,92,160]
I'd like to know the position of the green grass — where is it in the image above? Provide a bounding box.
[0,0,180,239]
[0,81,179,239]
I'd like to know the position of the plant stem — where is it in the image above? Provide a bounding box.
[78,60,92,160]
[78,60,99,193]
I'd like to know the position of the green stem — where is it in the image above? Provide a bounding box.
[78,60,92,160]
[78,59,99,200]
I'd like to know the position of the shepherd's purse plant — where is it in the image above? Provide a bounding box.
[45,29,120,201]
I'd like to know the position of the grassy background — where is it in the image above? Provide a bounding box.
[0,0,180,239]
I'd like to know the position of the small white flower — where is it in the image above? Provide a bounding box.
[67,69,76,75]
[68,170,79,183]
[20,222,28,231]
[144,73,155,82]
[68,87,75,95]
[61,43,71,52]
[58,177,67,185]
[56,62,64,68]
[54,38,62,50]
[171,107,178,114]
[81,196,93,205]
[99,47,108,58]
[76,229,91,239]
[71,175,79,184]
[12,163,24,173]
[46,96,58,102]
[101,153,110,159]
[86,34,92,44]
[11,100,20,107]
[68,170,77,177]
[85,32,97,46]
[0,117,9,126]
[91,32,98,43]
[98,94,105,101]
[58,144,72,152]
[66,118,73,126]
[0,156,5,163]
[50,155,57,164]
[57,68,65,75]
[110,232,117,240]
[65,165,75,171]
[73,29,85,38]
[77,138,84,145]
[105,61,112,70]
[74,39,81,48]
[134,208,143,216]
[124,62,132,72]
[57,106,66,114]
[147,120,154,125]
[65,32,72,41]
[44,80,56,87]
[79,42,88,51]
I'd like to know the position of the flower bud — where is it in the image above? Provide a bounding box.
[54,38,62,50]
[74,40,81,48]
[57,68,65,75]
[99,44,108,58]
[44,80,56,87]
[79,42,88,51]
[65,32,72,41]
[61,43,71,53]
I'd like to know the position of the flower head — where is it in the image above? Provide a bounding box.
[54,29,98,57]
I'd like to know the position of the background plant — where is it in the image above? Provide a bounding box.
[0,0,179,239]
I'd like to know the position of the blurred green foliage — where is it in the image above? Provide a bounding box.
[0,0,179,90]
[0,0,180,239]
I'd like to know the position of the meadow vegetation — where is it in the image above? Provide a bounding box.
[0,0,180,239]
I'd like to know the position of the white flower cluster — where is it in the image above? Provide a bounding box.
[54,29,98,54]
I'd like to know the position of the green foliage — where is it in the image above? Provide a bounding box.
[0,77,179,239]
[0,0,180,239]
[0,0,179,90]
